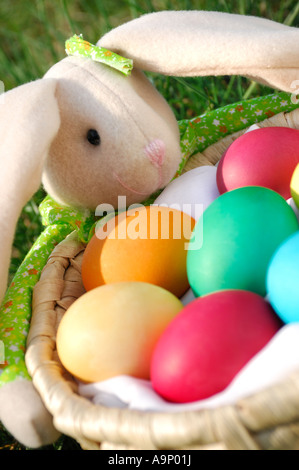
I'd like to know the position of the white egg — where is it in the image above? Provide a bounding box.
[154,166,219,221]
[287,197,299,223]
[245,124,260,133]
[180,288,196,306]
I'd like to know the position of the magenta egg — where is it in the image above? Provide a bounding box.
[150,290,281,403]
[216,127,299,199]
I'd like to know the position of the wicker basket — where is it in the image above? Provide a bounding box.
[25,108,299,450]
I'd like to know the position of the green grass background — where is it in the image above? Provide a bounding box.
[0,0,298,450]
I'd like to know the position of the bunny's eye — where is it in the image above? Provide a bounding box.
[87,129,101,146]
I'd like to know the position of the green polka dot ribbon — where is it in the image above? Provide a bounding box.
[65,34,133,76]
[0,198,97,386]
[176,90,299,176]
[0,89,298,388]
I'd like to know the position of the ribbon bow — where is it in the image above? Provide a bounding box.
[65,34,133,76]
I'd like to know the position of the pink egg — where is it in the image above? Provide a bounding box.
[150,290,281,403]
[216,127,299,199]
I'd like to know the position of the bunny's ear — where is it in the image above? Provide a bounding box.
[0,79,61,448]
[0,78,60,302]
[98,10,299,93]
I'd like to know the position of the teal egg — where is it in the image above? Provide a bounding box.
[267,231,299,323]
[187,186,299,297]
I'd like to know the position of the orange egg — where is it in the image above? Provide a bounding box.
[81,205,196,297]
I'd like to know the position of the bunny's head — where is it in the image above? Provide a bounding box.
[42,54,181,211]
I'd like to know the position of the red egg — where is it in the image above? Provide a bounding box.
[216,127,299,199]
[151,290,281,403]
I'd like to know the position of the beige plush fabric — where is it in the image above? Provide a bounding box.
[0,79,60,302]
[0,379,60,448]
[99,10,299,92]
[43,58,181,211]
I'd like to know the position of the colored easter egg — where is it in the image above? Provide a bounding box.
[154,166,219,220]
[81,205,196,298]
[290,163,299,208]
[216,127,299,199]
[56,282,183,383]
[151,290,281,403]
[187,186,299,297]
[267,231,299,323]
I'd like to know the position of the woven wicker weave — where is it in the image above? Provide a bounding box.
[25,109,299,450]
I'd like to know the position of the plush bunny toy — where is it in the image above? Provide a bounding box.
[0,10,299,448]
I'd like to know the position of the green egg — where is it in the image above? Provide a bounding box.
[187,186,299,297]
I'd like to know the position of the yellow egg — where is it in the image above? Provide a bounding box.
[56,282,183,383]
[291,163,299,208]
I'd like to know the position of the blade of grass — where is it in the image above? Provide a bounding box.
[62,0,78,34]
[173,76,218,107]
[283,1,299,26]
[242,81,258,101]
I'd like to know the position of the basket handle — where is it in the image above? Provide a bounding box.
[99,10,299,93]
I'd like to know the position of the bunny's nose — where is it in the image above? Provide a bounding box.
[144,139,165,168]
